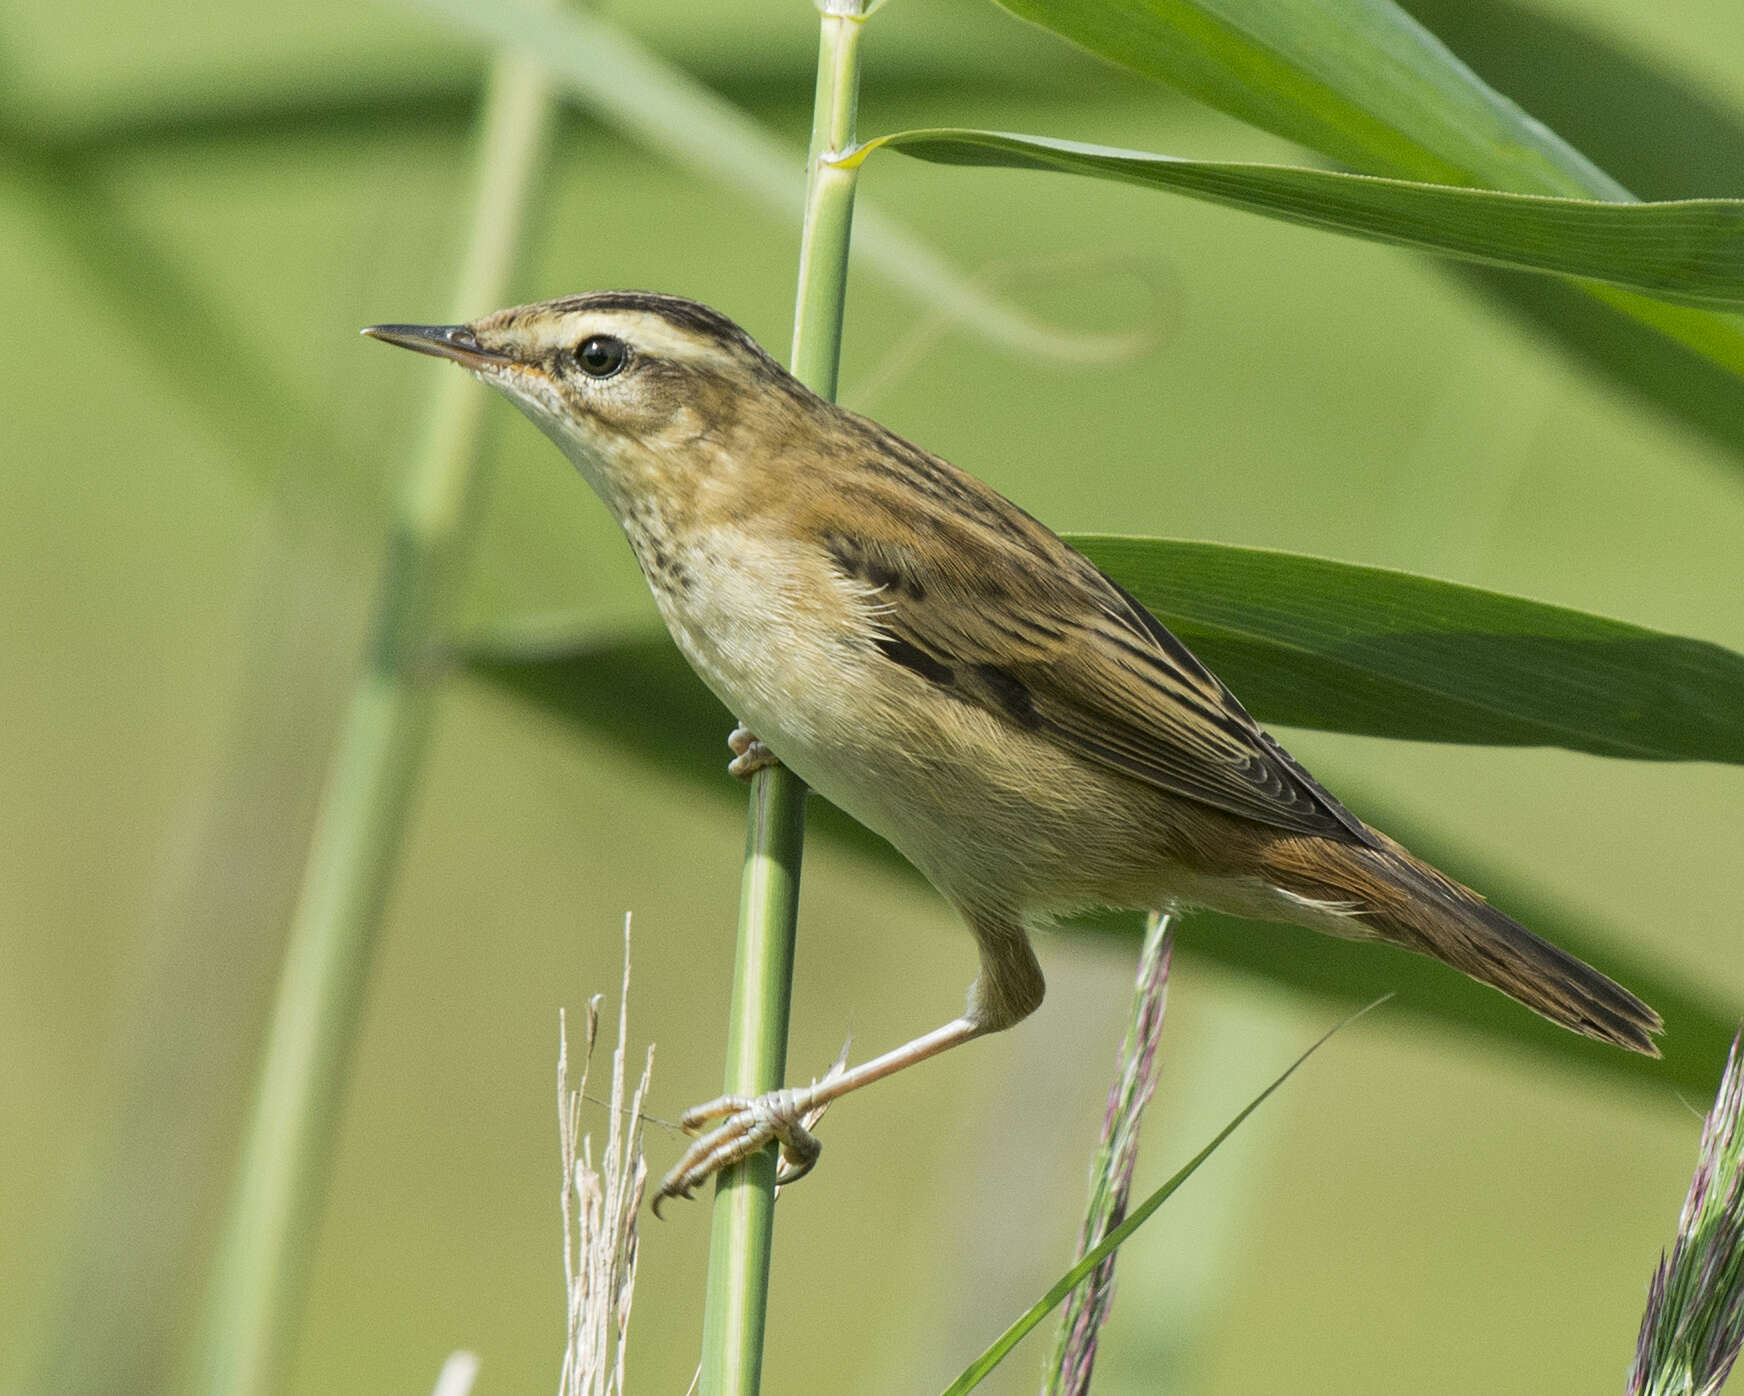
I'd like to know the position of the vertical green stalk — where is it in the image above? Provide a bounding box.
[182,40,559,1396]
[696,6,868,1395]
[696,773,807,1396]
[790,2,867,398]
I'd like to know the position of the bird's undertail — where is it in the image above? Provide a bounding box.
[1262,832,1664,1056]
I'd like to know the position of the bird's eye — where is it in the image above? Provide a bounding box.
[576,335,628,378]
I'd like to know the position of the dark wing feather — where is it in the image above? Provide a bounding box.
[818,492,1371,844]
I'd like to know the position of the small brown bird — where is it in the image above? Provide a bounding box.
[365,291,1661,1206]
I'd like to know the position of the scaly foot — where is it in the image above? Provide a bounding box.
[652,1046,848,1216]
[727,725,780,780]
[654,1089,821,1215]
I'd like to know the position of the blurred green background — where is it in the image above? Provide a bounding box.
[4,0,1742,1392]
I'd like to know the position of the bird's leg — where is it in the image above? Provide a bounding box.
[726,724,780,780]
[653,1015,984,1213]
[652,908,1042,1213]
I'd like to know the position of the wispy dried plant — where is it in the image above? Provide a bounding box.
[1044,911,1175,1396]
[558,917,654,1396]
[1630,1031,1744,1396]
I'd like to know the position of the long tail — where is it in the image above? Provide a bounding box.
[1260,829,1663,1056]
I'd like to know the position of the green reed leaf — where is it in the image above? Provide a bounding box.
[990,0,1620,197]
[987,0,1744,395]
[847,131,1744,309]
[1066,535,1744,763]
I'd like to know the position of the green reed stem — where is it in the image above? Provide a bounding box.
[181,41,559,1396]
[697,773,808,1396]
[790,4,866,399]
[696,7,868,1395]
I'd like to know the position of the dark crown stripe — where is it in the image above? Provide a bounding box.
[544,291,771,360]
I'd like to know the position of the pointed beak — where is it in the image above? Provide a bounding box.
[360,322,514,370]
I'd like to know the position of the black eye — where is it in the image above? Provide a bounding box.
[576,335,627,378]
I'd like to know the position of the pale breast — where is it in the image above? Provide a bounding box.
[642,527,851,748]
[639,525,941,829]
[633,524,1171,915]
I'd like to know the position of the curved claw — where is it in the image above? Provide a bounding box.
[773,1142,820,1187]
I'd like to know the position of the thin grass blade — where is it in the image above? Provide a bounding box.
[939,997,1385,1395]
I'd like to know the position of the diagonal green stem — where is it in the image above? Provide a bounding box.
[696,6,868,1396]
[179,36,560,1396]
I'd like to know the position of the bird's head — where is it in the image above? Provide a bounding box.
[364,291,815,522]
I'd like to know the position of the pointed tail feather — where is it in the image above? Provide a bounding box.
[1265,833,1663,1056]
